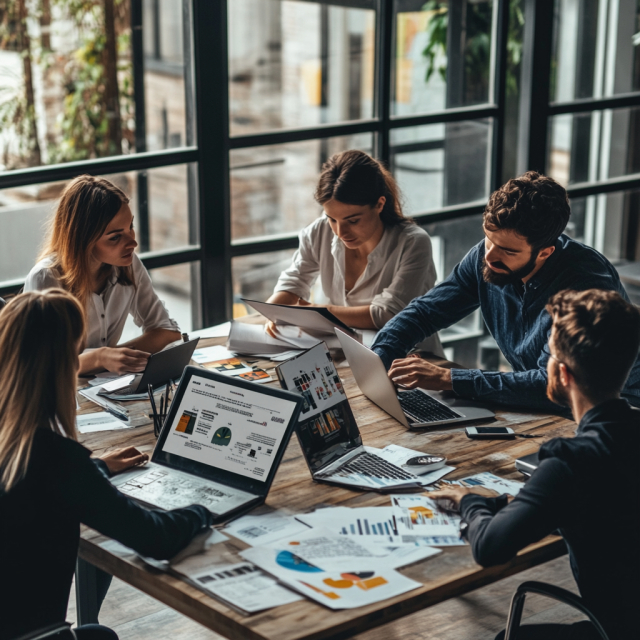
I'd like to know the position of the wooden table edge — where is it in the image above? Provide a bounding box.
[78,536,567,640]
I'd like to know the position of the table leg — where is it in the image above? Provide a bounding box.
[75,557,99,625]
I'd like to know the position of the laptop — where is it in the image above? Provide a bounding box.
[335,329,495,429]
[275,342,424,492]
[99,338,200,397]
[111,366,303,523]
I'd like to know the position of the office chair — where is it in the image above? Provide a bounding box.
[503,581,610,640]
[12,622,75,640]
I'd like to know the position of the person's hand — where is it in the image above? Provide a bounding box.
[265,320,280,339]
[388,353,453,390]
[99,446,149,474]
[100,347,150,374]
[429,485,501,508]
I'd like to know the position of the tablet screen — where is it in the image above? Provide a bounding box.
[161,373,298,482]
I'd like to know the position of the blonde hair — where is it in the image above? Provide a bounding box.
[40,175,134,308]
[0,289,85,492]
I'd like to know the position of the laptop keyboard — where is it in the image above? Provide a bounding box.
[397,389,461,423]
[331,452,415,481]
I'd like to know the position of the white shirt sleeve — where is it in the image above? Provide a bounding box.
[129,255,180,333]
[23,258,63,292]
[369,230,437,328]
[273,221,322,300]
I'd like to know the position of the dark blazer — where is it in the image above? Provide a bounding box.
[0,428,213,640]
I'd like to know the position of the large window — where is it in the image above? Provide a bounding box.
[1,1,638,359]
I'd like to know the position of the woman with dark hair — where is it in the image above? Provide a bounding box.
[24,175,180,375]
[267,150,442,354]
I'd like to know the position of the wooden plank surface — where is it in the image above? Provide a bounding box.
[77,331,574,640]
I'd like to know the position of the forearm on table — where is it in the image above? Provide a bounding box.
[119,328,181,353]
[450,368,562,411]
[78,349,107,375]
[327,305,377,330]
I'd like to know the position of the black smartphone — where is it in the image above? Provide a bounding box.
[465,426,515,439]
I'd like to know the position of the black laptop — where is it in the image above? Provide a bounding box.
[276,343,423,492]
[111,366,303,523]
[99,338,200,397]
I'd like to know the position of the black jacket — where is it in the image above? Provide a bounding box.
[0,429,213,640]
[460,399,639,640]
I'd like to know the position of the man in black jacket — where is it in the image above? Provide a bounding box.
[431,289,640,640]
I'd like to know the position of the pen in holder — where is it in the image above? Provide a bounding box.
[148,382,174,438]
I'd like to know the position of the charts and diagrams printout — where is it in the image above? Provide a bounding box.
[162,374,297,482]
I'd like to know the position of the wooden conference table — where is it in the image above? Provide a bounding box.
[75,330,575,640]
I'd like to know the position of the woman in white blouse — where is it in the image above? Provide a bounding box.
[25,175,180,375]
[267,150,442,355]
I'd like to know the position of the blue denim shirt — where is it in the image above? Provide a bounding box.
[371,234,640,411]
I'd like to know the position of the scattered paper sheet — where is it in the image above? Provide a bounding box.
[391,494,461,538]
[88,371,125,387]
[188,562,302,612]
[192,345,235,364]
[224,511,311,546]
[241,545,421,610]
[76,411,130,433]
[428,471,524,497]
[189,322,231,339]
[376,444,455,485]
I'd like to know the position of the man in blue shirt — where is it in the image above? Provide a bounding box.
[372,171,640,410]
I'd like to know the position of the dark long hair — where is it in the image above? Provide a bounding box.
[314,150,411,227]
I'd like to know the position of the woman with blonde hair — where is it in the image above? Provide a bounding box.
[0,290,213,640]
[24,175,180,375]
[266,150,443,355]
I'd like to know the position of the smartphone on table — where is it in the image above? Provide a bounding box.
[465,426,515,439]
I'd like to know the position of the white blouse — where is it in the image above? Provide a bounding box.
[275,216,443,354]
[24,254,179,350]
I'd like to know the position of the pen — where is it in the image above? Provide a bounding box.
[164,382,170,417]
[104,405,129,422]
[148,384,160,436]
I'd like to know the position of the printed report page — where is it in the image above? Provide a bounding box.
[162,374,297,481]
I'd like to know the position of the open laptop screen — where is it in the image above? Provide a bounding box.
[155,367,300,491]
[276,343,362,473]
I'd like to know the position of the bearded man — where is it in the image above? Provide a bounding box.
[371,171,640,410]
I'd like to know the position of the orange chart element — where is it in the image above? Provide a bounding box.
[409,506,434,522]
[175,411,197,435]
[324,573,388,591]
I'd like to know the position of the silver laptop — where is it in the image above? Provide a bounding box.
[111,366,303,523]
[335,329,494,429]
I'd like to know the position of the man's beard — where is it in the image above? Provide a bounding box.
[546,358,570,407]
[482,251,539,287]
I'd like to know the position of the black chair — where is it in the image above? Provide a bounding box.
[504,581,610,640]
[12,622,75,640]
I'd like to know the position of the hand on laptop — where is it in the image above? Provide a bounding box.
[99,347,150,374]
[388,354,453,391]
[99,446,149,474]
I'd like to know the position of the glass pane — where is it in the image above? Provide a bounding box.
[0,0,191,172]
[119,261,200,341]
[393,0,495,117]
[0,163,197,285]
[566,188,640,264]
[228,0,375,136]
[232,250,297,318]
[230,133,374,241]
[548,107,640,186]
[421,214,485,368]
[551,0,640,102]
[391,119,491,213]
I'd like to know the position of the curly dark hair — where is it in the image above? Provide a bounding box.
[484,171,571,250]
[314,150,410,227]
[547,289,640,401]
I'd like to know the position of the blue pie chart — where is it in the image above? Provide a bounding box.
[275,550,322,573]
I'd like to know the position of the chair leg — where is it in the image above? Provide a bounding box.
[503,589,528,640]
[75,558,100,626]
